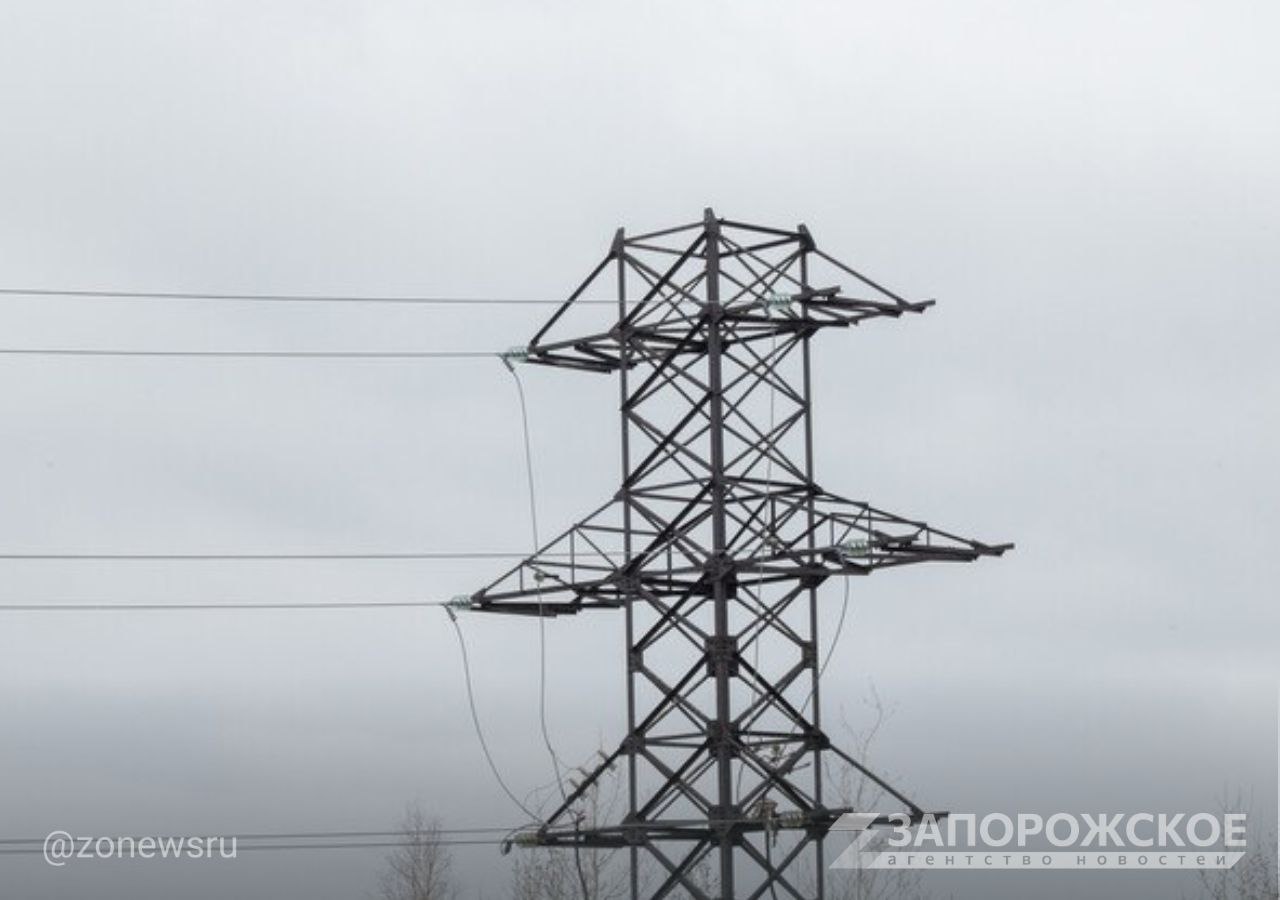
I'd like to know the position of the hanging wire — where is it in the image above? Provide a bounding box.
[799,576,852,717]
[818,577,852,683]
[502,359,591,900]
[503,359,569,799]
[443,607,540,823]
[737,323,780,797]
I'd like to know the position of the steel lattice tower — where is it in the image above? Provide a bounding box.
[466,210,1009,899]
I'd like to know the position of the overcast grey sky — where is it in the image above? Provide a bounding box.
[0,1,1276,898]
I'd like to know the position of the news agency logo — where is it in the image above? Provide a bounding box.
[43,831,237,866]
[830,811,1247,871]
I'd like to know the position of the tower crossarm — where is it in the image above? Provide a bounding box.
[516,219,937,374]
[467,492,1009,616]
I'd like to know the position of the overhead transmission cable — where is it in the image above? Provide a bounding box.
[0,839,505,855]
[0,348,496,359]
[0,289,597,863]
[0,826,516,846]
[0,287,611,305]
[0,600,457,612]
[0,551,568,561]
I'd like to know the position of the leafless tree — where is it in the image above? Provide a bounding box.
[511,752,629,900]
[666,855,713,899]
[816,685,930,900]
[1189,788,1278,900]
[378,804,456,900]
[512,848,579,900]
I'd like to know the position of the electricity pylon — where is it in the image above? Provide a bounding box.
[466,210,1009,899]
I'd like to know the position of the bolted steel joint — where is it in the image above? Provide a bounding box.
[707,804,739,839]
[705,634,739,678]
[705,719,740,755]
[614,572,642,594]
[801,640,818,667]
[702,551,735,578]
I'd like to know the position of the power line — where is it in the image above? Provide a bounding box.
[0,287,612,305]
[0,839,505,855]
[798,577,852,719]
[444,607,541,823]
[0,551,558,561]
[0,600,458,612]
[0,827,516,846]
[0,348,496,359]
[504,361,569,800]
[504,359,590,900]
[818,577,852,682]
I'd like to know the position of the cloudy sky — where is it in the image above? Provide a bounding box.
[0,1,1275,898]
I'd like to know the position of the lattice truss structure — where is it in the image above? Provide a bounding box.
[467,210,1009,899]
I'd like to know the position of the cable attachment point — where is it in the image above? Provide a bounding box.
[510,830,541,849]
[445,595,475,620]
[759,291,793,315]
[776,809,808,830]
[754,797,780,847]
[500,346,530,371]
[837,539,871,559]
